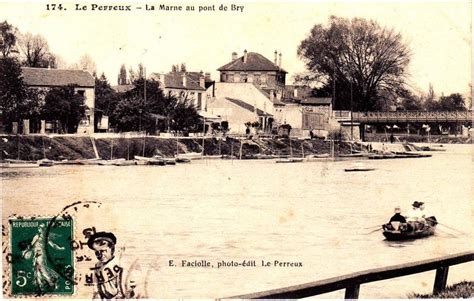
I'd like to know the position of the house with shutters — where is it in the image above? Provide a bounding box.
[20,67,95,134]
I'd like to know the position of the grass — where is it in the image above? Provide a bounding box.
[408,281,474,298]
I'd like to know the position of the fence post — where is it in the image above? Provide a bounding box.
[344,284,360,299]
[433,266,449,294]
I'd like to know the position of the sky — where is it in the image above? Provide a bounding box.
[0,0,472,96]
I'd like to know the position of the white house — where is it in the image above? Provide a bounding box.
[21,67,95,134]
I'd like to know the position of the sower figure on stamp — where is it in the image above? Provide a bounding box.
[22,224,65,293]
[87,231,137,299]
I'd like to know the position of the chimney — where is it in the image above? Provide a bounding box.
[278,52,282,68]
[204,72,211,81]
[182,73,187,87]
[232,52,238,61]
[199,74,205,88]
[274,50,278,65]
[243,49,248,63]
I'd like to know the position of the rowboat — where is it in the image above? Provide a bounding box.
[1,159,40,168]
[345,167,375,172]
[175,157,191,163]
[382,216,437,241]
[114,160,136,166]
[134,155,164,165]
[276,157,304,163]
[176,152,203,160]
[305,154,331,162]
[38,159,54,167]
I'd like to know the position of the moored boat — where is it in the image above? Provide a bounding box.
[38,159,54,167]
[382,216,437,241]
[1,159,40,168]
[176,152,203,160]
[175,157,191,163]
[276,157,304,163]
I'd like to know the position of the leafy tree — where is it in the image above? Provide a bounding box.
[438,93,466,111]
[95,73,119,130]
[397,89,423,110]
[41,86,87,133]
[112,79,201,133]
[167,94,201,132]
[0,21,18,58]
[0,57,26,130]
[95,73,119,116]
[297,16,411,111]
[112,96,148,132]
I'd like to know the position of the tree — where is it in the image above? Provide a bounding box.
[18,32,56,68]
[438,93,466,111]
[41,86,87,133]
[70,54,96,74]
[95,73,119,116]
[112,96,148,132]
[0,21,18,58]
[118,64,127,85]
[423,83,439,111]
[112,78,201,133]
[0,57,26,129]
[298,16,411,111]
[397,89,423,110]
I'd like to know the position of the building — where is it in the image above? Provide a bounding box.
[21,67,95,134]
[206,82,283,134]
[217,50,287,97]
[150,71,212,112]
[205,50,290,134]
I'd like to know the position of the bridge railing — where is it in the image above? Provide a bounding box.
[351,110,472,123]
[226,251,474,299]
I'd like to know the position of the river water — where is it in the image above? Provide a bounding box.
[2,144,473,298]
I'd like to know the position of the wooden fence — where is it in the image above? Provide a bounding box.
[227,251,474,299]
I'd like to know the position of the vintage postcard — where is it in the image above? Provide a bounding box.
[1,0,473,299]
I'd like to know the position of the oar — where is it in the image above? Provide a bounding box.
[426,217,466,235]
[364,225,382,230]
[363,227,382,235]
[436,223,466,235]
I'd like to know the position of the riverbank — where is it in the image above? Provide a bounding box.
[408,281,474,298]
[0,135,361,161]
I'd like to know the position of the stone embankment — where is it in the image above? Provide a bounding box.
[0,135,361,161]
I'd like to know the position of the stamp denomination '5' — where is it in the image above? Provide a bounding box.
[10,218,74,296]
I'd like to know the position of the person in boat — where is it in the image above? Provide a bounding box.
[405,201,427,230]
[387,206,407,231]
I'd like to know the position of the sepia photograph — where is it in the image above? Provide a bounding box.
[1,0,473,299]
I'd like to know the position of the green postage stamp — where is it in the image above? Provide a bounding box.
[9,218,74,296]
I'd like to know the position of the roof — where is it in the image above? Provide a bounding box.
[225,97,272,116]
[300,97,332,105]
[21,67,95,87]
[152,72,206,91]
[217,52,287,73]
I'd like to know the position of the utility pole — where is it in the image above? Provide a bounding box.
[350,80,353,141]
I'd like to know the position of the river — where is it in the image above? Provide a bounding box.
[2,144,473,298]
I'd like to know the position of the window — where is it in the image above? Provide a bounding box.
[197,93,202,110]
[77,90,85,96]
[260,74,267,83]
